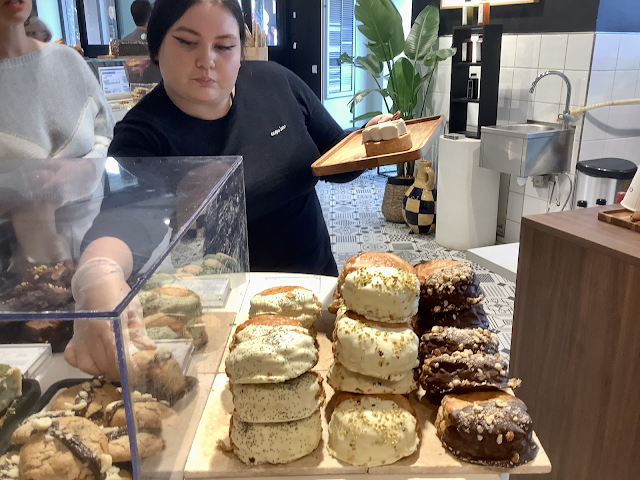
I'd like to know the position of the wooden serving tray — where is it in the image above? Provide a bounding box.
[597,208,640,233]
[311,116,445,176]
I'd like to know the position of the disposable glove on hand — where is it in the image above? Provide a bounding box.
[64,257,155,379]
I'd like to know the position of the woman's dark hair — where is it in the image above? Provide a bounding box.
[147,0,246,65]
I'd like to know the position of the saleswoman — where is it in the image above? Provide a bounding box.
[108,0,390,276]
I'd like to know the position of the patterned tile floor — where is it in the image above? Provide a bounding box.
[316,169,515,362]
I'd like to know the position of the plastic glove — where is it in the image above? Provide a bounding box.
[64,257,155,379]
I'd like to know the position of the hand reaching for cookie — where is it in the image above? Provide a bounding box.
[65,240,155,379]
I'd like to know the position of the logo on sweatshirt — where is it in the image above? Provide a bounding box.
[271,125,286,136]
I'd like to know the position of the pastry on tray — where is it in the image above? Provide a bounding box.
[138,285,202,323]
[326,361,418,395]
[413,303,490,337]
[248,286,321,329]
[436,390,537,467]
[130,349,197,405]
[49,378,119,424]
[333,311,419,381]
[328,251,416,314]
[0,364,22,427]
[361,115,413,157]
[229,409,322,465]
[229,315,309,349]
[14,414,124,480]
[327,393,420,466]
[105,426,165,463]
[230,372,325,423]
[420,350,518,394]
[225,316,318,384]
[419,326,499,360]
[415,260,484,314]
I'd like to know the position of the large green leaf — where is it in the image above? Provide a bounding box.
[337,53,354,65]
[405,5,439,62]
[387,57,421,118]
[422,47,456,67]
[354,54,383,77]
[347,88,390,112]
[355,0,404,62]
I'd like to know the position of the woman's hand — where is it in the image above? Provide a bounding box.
[365,113,395,128]
[64,252,154,379]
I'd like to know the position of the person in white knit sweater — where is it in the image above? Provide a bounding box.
[0,0,152,379]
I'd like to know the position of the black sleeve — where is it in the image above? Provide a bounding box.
[282,67,363,184]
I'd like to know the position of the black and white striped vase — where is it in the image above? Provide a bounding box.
[402,160,437,234]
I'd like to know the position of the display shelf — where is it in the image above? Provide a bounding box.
[449,24,502,139]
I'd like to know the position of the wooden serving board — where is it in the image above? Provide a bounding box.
[185,374,551,478]
[311,116,445,176]
[597,208,640,233]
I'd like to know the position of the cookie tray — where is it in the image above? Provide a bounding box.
[0,379,41,455]
[185,373,552,478]
[311,115,445,176]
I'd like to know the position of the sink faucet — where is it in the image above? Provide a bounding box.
[529,70,574,129]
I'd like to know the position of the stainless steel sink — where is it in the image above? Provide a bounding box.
[480,121,575,177]
[498,124,556,133]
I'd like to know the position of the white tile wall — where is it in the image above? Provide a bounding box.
[538,34,568,70]
[581,33,640,167]
[428,31,640,232]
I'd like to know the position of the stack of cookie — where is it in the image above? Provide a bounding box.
[327,252,421,395]
[224,315,323,465]
[325,252,422,467]
[413,260,537,468]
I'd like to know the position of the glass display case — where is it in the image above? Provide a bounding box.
[0,156,249,480]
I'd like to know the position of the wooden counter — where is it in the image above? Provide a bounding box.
[510,205,640,480]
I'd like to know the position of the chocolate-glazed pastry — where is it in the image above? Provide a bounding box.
[419,326,499,361]
[130,349,197,405]
[0,281,73,312]
[414,304,490,337]
[22,260,74,288]
[415,260,483,314]
[23,319,74,352]
[435,390,537,467]
[420,350,518,394]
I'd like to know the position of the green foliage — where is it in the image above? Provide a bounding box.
[346,2,455,125]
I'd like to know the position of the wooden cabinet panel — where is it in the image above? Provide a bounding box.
[510,206,640,480]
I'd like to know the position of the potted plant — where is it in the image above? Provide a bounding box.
[339,1,454,222]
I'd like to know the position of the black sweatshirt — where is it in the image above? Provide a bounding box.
[108,61,359,276]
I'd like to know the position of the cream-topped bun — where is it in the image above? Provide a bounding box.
[231,372,325,423]
[327,361,417,394]
[341,266,420,322]
[327,393,420,466]
[248,286,322,329]
[230,315,308,350]
[362,119,408,142]
[333,311,419,381]
[225,325,318,384]
[329,252,416,314]
[230,409,322,465]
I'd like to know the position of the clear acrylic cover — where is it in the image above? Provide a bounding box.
[0,156,249,480]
